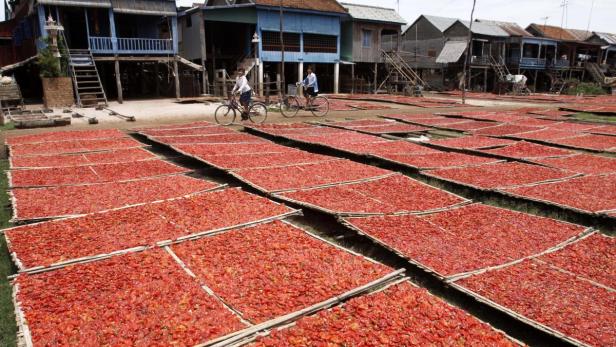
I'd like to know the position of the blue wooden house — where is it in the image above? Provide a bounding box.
[0,0,202,105]
[179,0,347,95]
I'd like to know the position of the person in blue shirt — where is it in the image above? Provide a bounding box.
[301,67,319,106]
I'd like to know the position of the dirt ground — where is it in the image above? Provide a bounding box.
[0,92,559,159]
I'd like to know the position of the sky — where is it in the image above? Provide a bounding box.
[1,0,613,33]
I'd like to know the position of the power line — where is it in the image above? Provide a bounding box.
[586,0,595,33]
[559,0,568,38]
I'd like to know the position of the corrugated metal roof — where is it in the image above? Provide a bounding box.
[567,28,593,41]
[254,0,347,14]
[38,0,111,8]
[340,3,406,25]
[595,32,616,45]
[111,0,176,16]
[476,19,531,37]
[458,20,509,37]
[435,40,467,63]
[422,15,458,32]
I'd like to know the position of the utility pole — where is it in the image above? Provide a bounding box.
[279,0,285,97]
[586,0,595,33]
[461,0,477,105]
[559,0,568,37]
[541,16,549,29]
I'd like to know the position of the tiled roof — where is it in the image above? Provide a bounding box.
[254,0,347,14]
[341,2,406,25]
[528,24,577,41]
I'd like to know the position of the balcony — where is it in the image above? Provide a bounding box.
[554,59,570,68]
[89,37,174,55]
[470,55,491,65]
[519,57,547,68]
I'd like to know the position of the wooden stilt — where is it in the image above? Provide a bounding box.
[373,62,378,94]
[199,11,207,95]
[114,57,123,103]
[483,68,488,92]
[174,58,181,100]
[140,62,147,95]
[154,63,160,97]
[351,63,355,93]
[276,72,281,99]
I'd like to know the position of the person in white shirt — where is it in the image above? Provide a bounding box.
[301,67,319,106]
[231,68,252,119]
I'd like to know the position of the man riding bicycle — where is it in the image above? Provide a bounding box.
[301,67,318,106]
[231,67,252,120]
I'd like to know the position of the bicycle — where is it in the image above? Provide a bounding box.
[214,95,268,126]
[280,83,330,118]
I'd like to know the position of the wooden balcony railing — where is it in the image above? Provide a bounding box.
[89,36,174,54]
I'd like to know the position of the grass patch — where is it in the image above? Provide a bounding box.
[0,122,15,131]
[564,82,607,96]
[572,112,616,124]
[0,159,17,347]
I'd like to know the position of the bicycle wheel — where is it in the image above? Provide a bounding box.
[309,96,329,117]
[280,96,300,118]
[248,102,268,124]
[214,104,236,126]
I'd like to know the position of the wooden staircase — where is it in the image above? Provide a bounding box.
[585,62,607,86]
[68,49,107,107]
[489,55,510,82]
[381,50,427,89]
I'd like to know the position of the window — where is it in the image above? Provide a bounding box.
[261,31,301,52]
[304,34,337,53]
[186,15,192,28]
[362,29,372,48]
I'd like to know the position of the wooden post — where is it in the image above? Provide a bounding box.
[108,9,117,52]
[279,2,285,97]
[212,42,216,73]
[174,59,180,100]
[351,63,355,94]
[114,57,123,103]
[297,61,303,96]
[204,69,209,95]
[154,63,160,97]
[222,71,227,98]
[265,74,271,103]
[441,67,446,89]
[373,62,378,94]
[84,8,90,49]
[334,62,339,94]
[258,62,264,97]
[483,68,487,92]
[533,70,538,92]
[140,63,147,95]
[276,72,281,99]
[199,11,207,94]
[171,16,178,54]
